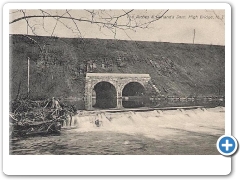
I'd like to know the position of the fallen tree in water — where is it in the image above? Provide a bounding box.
[9,99,77,137]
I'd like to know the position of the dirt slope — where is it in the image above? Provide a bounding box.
[9,35,225,100]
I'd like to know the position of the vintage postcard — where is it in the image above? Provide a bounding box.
[3,2,232,175]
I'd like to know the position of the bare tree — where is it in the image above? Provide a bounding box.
[10,9,168,39]
[9,9,169,99]
[9,9,169,71]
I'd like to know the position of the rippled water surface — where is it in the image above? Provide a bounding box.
[10,107,225,155]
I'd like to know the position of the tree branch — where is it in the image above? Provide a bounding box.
[9,12,165,30]
[10,9,169,39]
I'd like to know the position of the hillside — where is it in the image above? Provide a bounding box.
[9,35,225,102]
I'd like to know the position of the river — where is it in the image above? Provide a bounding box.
[10,107,224,155]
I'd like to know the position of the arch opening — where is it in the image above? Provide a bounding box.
[122,82,145,108]
[93,81,117,109]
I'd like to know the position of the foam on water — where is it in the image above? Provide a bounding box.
[71,107,225,140]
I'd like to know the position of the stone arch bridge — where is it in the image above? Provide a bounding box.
[85,73,151,110]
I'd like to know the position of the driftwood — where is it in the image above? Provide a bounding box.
[9,99,76,137]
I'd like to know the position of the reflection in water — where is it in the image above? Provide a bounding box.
[64,97,225,110]
[149,98,225,108]
[10,107,225,155]
[93,82,117,109]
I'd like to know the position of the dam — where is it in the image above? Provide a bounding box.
[84,73,151,110]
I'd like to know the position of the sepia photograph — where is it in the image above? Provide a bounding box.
[8,7,225,156]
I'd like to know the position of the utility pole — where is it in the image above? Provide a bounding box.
[27,19,30,97]
[27,57,30,96]
[26,23,28,35]
[193,29,196,44]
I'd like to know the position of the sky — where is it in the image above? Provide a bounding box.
[9,9,225,45]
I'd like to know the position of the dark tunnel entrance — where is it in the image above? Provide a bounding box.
[93,81,117,109]
[122,82,145,108]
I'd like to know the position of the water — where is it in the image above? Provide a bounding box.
[10,107,225,155]
[63,98,225,110]
[149,98,224,108]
